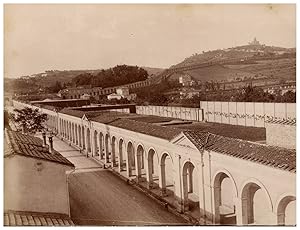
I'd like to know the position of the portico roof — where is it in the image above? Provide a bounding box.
[181,130,296,173]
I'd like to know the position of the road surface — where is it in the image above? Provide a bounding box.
[49,136,188,226]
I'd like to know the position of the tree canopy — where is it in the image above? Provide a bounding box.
[72,65,148,88]
[10,107,48,134]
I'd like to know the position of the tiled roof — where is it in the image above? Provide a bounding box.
[4,210,74,226]
[5,130,74,167]
[90,111,134,123]
[266,118,296,126]
[183,130,296,173]
[109,118,182,140]
[60,108,86,118]
[127,115,174,123]
[183,130,210,150]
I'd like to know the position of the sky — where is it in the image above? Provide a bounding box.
[4,4,296,78]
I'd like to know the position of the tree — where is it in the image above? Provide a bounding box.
[10,107,48,134]
[4,110,11,130]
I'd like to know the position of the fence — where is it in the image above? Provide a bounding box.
[200,101,296,127]
[136,105,203,122]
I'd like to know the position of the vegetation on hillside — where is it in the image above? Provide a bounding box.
[134,83,296,107]
[71,65,148,88]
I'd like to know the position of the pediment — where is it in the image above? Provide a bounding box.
[82,114,89,121]
[171,133,198,150]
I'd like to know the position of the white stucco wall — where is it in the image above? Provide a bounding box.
[4,155,72,216]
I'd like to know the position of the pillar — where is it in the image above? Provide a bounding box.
[97,133,101,160]
[104,135,109,164]
[135,151,142,182]
[145,155,152,189]
[81,127,85,151]
[173,154,184,213]
[235,197,244,225]
[90,130,95,157]
[158,161,167,196]
[111,140,116,168]
[126,148,132,178]
[202,151,214,223]
[118,145,122,173]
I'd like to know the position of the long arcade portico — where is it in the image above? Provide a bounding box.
[13,100,296,226]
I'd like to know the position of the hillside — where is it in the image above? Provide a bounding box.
[142,67,165,77]
[161,39,296,84]
[167,64,256,82]
[171,42,295,70]
[224,58,296,80]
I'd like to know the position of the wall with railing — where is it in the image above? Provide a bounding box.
[200,101,296,127]
[136,105,203,121]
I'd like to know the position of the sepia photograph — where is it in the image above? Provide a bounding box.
[3,2,297,227]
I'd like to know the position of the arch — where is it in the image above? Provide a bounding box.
[59,119,62,136]
[105,134,110,163]
[86,127,91,153]
[160,152,174,194]
[75,124,78,145]
[118,138,126,172]
[182,160,199,212]
[147,148,159,189]
[111,136,117,167]
[99,132,104,159]
[64,120,67,139]
[127,141,135,177]
[240,178,273,225]
[135,144,145,181]
[62,120,66,138]
[276,194,296,226]
[82,126,85,150]
[93,130,99,157]
[71,123,75,144]
[136,143,145,169]
[212,169,238,225]
[78,125,82,148]
[67,121,70,140]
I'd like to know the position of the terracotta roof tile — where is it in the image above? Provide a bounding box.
[110,118,182,140]
[5,130,74,167]
[60,108,86,118]
[4,210,74,226]
[184,130,296,173]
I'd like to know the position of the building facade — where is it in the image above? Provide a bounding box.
[4,129,75,226]
[12,100,296,226]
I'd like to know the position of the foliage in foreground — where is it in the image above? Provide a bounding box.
[10,107,48,134]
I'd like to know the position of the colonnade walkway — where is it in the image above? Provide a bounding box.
[42,134,189,226]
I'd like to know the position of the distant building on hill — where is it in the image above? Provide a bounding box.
[179,74,195,86]
[107,87,136,101]
[248,37,263,46]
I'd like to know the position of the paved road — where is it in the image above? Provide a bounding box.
[50,136,188,226]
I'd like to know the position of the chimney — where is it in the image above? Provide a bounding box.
[42,131,47,147]
[48,134,54,154]
[22,124,26,134]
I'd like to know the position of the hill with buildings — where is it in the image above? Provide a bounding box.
[154,38,296,86]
